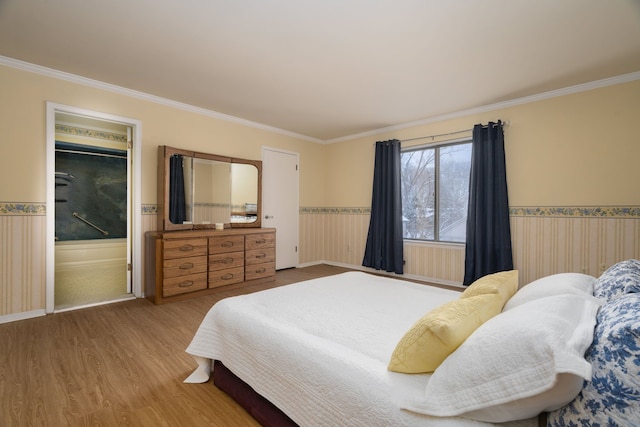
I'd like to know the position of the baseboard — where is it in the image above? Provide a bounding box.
[295,260,325,268]
[0,309,46,324]
[296,260,464,289]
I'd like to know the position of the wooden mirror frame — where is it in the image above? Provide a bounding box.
[157,145,262,231]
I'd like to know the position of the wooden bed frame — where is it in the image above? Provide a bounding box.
[213,360,298,427]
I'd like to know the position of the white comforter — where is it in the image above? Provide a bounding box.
[186,271,537,427]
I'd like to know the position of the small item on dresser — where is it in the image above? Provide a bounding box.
[215,223,224,230]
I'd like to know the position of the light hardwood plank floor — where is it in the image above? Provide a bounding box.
[0,264,352,427]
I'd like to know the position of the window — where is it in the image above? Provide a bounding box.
[401,141,472,243]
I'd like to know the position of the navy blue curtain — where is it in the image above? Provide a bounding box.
[362,139,404,274]
[169,154,187,224]
[463,121,513,285]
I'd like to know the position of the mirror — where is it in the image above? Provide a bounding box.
[192,157,231,224]
[158,146,262,231]
[231,163,259,223]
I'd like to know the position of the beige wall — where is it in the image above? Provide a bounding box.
[1,61,639,320]
[323,79,640,207]
[307,79,640,286]
[0,64,326,206]
[0,63,325,319]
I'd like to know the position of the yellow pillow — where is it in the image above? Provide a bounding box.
[461,270,519,308]
[388,293,503,373]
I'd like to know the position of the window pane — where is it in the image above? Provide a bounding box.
[438,143,472,242]
[401,149,435,240]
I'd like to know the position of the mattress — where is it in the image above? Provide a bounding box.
[186,271,538,427]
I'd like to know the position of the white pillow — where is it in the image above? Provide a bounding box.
[503,273,595,311]
[403,294,601,423]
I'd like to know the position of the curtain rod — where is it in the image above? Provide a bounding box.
[400,120,509,144]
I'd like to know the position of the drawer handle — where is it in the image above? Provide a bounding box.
[221,241,234,248]
[179,262,194,270]
[178,280,194,288]
[212,257,234,265]
[255,253,266,259]
[255,268,266,274]
[221,273,234,280]
[179,244,194,252]
[255,239,266,244]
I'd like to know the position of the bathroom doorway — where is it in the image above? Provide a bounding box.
[46,103,142,313]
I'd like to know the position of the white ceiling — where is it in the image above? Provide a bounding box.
[1,0,639,143]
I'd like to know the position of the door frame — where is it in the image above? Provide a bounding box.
[45,102,142,313]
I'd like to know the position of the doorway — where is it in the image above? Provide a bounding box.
[262,147,299,270]
[46,103,142,313]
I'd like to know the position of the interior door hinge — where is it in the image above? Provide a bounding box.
[295,246,298,252]
[296,164,298,171]
[127,263,132,271]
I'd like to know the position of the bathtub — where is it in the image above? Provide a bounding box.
[54,238,130,308]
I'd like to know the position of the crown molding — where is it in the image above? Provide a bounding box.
[2,55,638,146]
[324,71,640,144]
[0,55,323,144]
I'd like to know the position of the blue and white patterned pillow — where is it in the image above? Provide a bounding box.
[593,259,640,303]
[547,293,640,426]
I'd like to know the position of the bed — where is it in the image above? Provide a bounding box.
[185,260,640,426]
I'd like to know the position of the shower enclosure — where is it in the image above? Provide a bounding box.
[55,141,127,241]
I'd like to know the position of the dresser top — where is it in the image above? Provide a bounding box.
[147,228,275,240]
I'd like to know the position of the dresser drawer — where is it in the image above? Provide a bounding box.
[245,263,276,281]
[163,272,208,297]
[163,256,208,279]
[245,248,275,266]
[245,233,275,250]
[209,251,244,271]
[209,235,245,255]
[209,267,245,288]
[163,238,208,260]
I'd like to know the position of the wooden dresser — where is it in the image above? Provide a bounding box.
[145,228,276,304]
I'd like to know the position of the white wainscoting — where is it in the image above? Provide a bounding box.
[299,206,640,287]
[2,203,638,321]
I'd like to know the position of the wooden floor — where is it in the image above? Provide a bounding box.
[0,264,353,427]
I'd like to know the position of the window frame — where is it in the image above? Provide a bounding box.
[401,137,472,244]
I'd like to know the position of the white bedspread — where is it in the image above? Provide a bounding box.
[186,271,537,427]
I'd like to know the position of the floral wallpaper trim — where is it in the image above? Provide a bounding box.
[0,203,46,215]
[142,204,158,215]
[0,202,158,216]
[2,203,638,218]
[299,206,640,218]
[56,124,128,143]
[300,207,371,215]
[509,206,640,218]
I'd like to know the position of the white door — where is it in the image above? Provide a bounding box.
[262,147,299,270]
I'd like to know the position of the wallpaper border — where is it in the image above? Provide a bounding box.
[300,207,371,215]
[509,206,640,218]
[0,202,46,215]
[56,124,128,142]
[299,206,640,218]
[2,203,639,218]
[142,204,158,215]
[0,202,158,216]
